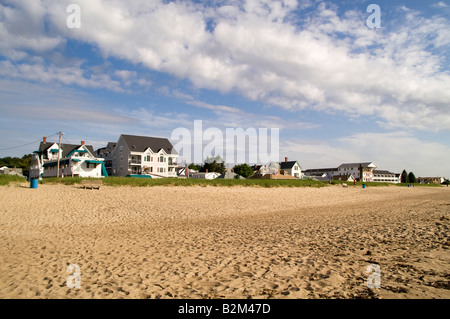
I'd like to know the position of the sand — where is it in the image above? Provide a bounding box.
[0,183,448,299]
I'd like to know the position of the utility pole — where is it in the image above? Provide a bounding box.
[56,131,63,178]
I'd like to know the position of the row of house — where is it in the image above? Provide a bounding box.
[303,162,402,183]
[31,134,303,180]
[29,134,446,184]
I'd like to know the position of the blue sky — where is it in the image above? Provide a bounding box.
[0,0,449,176]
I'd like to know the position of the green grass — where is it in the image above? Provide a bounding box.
[0,174,27,186]
[103,177,331,188]
[38,177,85,185]
[36,176,330,188]
[30,176,447,188]
[394,182,442,187]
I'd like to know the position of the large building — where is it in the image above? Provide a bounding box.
[108,134,178,178]
[30,137,107,179]
[304,162,379,182]
[372,170,401,183]
[336,162,377,182]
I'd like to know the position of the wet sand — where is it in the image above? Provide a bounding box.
[0,184,448,299]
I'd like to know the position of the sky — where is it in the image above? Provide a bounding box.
[0,0,449,177]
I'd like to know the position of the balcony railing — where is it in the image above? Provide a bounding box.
[129,157,142,165]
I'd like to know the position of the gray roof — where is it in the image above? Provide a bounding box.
[304,168,338,172]
[121,134,177,154]
[373,170,395,175]
[338,162,376,169]
[280,161,300,169]
[37,142,95,158]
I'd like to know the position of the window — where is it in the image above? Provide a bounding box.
[119,145,123,153]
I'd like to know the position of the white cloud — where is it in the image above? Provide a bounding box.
[432,2,450,8]
[1,0,450,131]
[0,59,151,92]
[167,88,318,130]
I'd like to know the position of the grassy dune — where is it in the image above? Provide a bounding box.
[0,175,26,186]
[27,176,445,188]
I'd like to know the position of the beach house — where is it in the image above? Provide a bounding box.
[30,137,107,179]
[279,157,303,179]
[0,166,24,177]
[109,134,178,178]
[251,158,303,179]
[95,142,117,176]
[416,177,446,184]
[303,168,338,181]
[336,162,377,182]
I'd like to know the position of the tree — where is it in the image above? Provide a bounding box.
[232,164,254,178]
[0,154,32,177]
[201,155,226,174]
[188,163,199,171]
[408,172,416,184]
[401,170,408,183]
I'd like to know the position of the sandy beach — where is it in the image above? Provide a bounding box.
[0,184,448,299]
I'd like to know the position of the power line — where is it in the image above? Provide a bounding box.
[62,134,73,145]
[0,132,60,152]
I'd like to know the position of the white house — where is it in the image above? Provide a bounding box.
[417,177,446,184]
[109,134,178,178]
[336,162,377,182]
[279,157,303,179]
[30,137,106,179]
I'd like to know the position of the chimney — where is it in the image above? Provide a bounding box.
[206,169,208,173]
[81,141,85,146]
[43,137,47,143]
[285,157,288,163]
